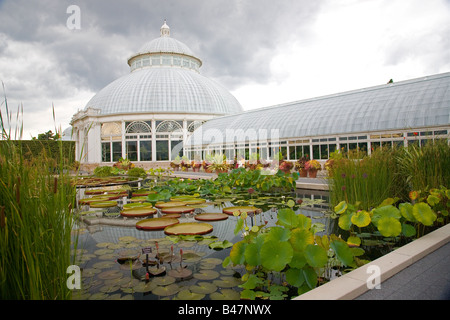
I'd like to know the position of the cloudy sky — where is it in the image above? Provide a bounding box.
[0,0,449,139]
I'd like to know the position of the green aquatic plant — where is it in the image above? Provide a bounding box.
[224,200,364,299]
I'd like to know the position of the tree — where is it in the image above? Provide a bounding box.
[32,130,61,141]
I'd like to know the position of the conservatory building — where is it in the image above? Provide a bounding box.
[70,21,243,168]
[185,72,450,163]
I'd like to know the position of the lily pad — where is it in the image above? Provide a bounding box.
[97,269,123,280]
[222,206,258,216]
[133,281,158,293]
[190,282,218,295]
[152,275,176,286]
[209,289,240,300]
[152,283,180,297]
[136,218,180,231]
[92,261,117,269]
[122,202,153,210]
[120,208,157,218]
[193,270,220,280]
[176,289,205,300]
[194,213,229,221]
[155,201,187,208]
[161,206,195,214]
[167,267,193,279]
[118,236,137,243]
[89,201,118,208]
[164,222,213,235]
[213,276,242,288]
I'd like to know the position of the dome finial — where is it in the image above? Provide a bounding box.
[160,19,170,37]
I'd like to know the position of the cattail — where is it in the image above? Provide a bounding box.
[0,206,5,229]
[53,177,58,194]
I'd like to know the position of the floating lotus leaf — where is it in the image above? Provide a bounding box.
[199,262,216,270]
[222,206,258,216]
[120,278,141,289]
[122,202,153,210]
[96,242,114,248]
[176,289,205,300]
[92,261,117,269]
[181,199,207,205]
[99,284,120,293]
[119,259,143,271]
[120,208,157,218]
[136,218,179,231]
[132,281,158,293]
[304,244,328,268]
[155,201,187,208]
[152,275,176,286]
[167,267,193,279]
[98,253,118,260]
[129,196,149,202]
[213,276,242,288]
[187,204,210,208]
[194,213,229,221]
[85,189,105,195]
[161,206,195,214]
[147,266,166,276]
[97,269,123,280]
[81,268,101,277]
[89,201,118,208]
[181,252,202,263]
[164,222,213,235]
[118,236,137,243]
[190,282,218,295]
[193,269,220,280]
[209,289,240,300]
[94,248,115,256]
[162,213,182,218]
[117,249,141,262]
[203,257,226,265]
[152,283,180,296]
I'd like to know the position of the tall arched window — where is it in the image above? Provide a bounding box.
[101,122,122,162]
[156,120,184,161]
[125,121,152,162]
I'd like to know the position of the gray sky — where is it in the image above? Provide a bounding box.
[0,0,449,139]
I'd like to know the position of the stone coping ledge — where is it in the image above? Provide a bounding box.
[293,223,450,300]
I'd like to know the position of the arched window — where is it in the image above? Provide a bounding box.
[125,121,152,162]
[156,120,184,161]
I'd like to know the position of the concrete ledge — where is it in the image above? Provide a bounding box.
[293,223,450,300]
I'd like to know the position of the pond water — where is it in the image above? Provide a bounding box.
[71,179,334,300]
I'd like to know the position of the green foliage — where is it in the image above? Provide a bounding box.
[333,186,449,242]
[225,203,364,299]
[126,167,147,178]
[93,166,114,177]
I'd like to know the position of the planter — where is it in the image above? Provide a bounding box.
[215,169,228,174]
[298,169,308,177]
[308,169,318,178]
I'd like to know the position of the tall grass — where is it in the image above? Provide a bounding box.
[328,148,405,210]
[396,139,450,192]
[0,89,78,299]
[329,139,450,210]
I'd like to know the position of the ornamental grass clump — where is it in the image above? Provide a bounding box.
[0,95,79,299]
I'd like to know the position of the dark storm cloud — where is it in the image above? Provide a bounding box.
[0,0,323,95]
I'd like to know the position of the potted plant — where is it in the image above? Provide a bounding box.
[180,156,190,171]
[305,159,321,178]
[113,157,134,171]
[279,160,294,174]
[209,154,229,174]
[170,156,182,171]
[294,157,308,177]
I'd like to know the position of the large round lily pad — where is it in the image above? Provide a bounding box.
[152,283,180,297]
[120,208,157,218]
[161,206,195,214]
[122,202,153,210]
[210,289,240,300]
[222,206,258,216]
[194,213,229,221]
[89,201,118,208]
[155,201,186,208]
[164,222,213,235]
[136,218,180,231]
[189,282,218,295]
[193,269,220,280]
[167,267,193,280]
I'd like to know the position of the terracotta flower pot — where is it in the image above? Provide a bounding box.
[308,169,318,178]
[298,169,307,177]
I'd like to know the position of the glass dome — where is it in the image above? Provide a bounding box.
[84,21,242,116]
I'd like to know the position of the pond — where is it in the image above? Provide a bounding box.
[71,177,334,300]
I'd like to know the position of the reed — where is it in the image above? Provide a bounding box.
[328,147,406,210]
[0,89,78,299]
